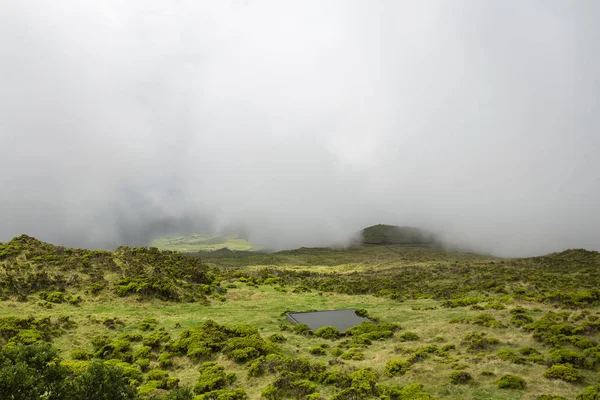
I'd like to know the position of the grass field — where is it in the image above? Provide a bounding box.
[150,234,257,252]
[0,236,599,399]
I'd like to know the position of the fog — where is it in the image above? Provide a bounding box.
[1,1,599,256]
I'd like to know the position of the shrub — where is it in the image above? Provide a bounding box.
[544,364,584,383]
[480,370,495,376]
[398,332,420,342]
[309,347,326,356]
[449,371,472,384]
[267,333,287,343]
[462,332,499,352]
[384,360,411,377]
[133,346,152,360]
[293,324,312,335]
[68,360,138,400]
[496,349,527,364]
[577,385,600,400]
[71,349,90,360]
[537,395,566,400]
[547,349,588,368]
[158,352,174,368]
[340,349,365,360]
[193,362,236,395]
[497,374,526,389]
[315,326,340,340]
[137,318,158,331]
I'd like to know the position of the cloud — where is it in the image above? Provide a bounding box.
[1,1,599,256]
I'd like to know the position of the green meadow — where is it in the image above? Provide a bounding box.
[1,235,599,399]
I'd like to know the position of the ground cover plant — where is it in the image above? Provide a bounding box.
[0,235,599,398]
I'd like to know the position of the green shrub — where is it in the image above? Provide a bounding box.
[71,349,90,360]
[543,364,584,383]
[315,326,340,340]
[293,324,312,335]
[449,370,472,384]
[496,349,527,364]
[537,395,566,400]
[462,332,499,352]
[577,385,600,400]
[547,349,588,368]
[158,352,174,368]
[331,348,343,357]
[193,362,237,395]
[267,333,286,343]
[398,332,420,342]
[68,360,138,399]
[135,358,150,371]
[384,359,411,377]
[340,349,365,360]
[480,370,495,376]
[309,347,326,356]
[133,346,152,360]
[137,318,158,331]
[497,374,526,389]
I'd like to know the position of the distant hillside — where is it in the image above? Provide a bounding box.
[150,233,257,252]
[361,224,441,246]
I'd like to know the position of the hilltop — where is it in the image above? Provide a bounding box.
[360,224,441,246]
[1,235,600,399]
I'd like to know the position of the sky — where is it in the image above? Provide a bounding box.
[1,1,599,256]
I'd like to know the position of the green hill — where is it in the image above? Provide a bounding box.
[361,224,441,245]
[150,233,257,252]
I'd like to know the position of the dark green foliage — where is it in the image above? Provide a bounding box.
[495,349,527,364]
[164,386,194,400]
[577,385,600,400]
[461,332,499,352]
[267,333,287,343]
[71,349,90,360]
[314,326,340,340]
[137,318,158,331]
[480,370,495,376]
[309,346,326,355]
[497,374,526,389]
[543,364,584,383]
[398,331,420,342]
[442,297,483,308]
[293,324,312,335]
[193,362,236,395]
[385,359,411,377]
[546,349,589,369]
[537,396,566,400]
[165,320,278,363]
[377,383,437,400]
[340,349,365,360]
[0,344,69,400]
[448,371,472,384]
[346,321,398,342]
[0,315,76,346]
[223,335,279,362]
[159,352,174,368]
[471,313,507,328]
[195,388,248,400]
[143,331,171,348]
[66,360,138,400]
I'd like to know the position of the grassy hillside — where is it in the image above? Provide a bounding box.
[151,234,257,252]
[1,235,599,399]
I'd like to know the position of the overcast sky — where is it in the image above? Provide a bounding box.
[1,1,599,256]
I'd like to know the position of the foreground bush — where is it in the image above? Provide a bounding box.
[497,374,526,389]
[544,364,584,383]
[449,371,472,384]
